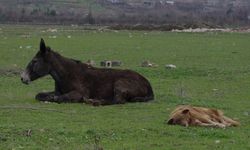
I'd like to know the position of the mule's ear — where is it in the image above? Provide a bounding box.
[40,38,46,53]
[182,109,189,114]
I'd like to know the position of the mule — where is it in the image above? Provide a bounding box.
[21,39,154,105]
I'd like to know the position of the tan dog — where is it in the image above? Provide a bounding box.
[167,105,240,128]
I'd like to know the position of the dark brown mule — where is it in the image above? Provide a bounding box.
[21,39,154,105]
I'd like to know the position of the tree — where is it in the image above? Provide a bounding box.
[86,5,95,24]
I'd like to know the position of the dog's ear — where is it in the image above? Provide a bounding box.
[182,109,189,114]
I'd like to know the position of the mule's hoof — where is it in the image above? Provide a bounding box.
[92,101,101,106]
[84,99,101,106]
[35,94,45,101]
[35,93,55,102]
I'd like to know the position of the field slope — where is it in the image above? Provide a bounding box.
[0,25,250,149]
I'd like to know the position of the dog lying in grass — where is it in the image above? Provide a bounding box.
[167,105,240,128]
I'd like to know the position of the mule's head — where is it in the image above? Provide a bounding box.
[21,39,51,84]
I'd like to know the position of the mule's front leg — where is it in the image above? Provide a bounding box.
[84,99,111,106]
[35,92,55,102]
[54,91,83,103]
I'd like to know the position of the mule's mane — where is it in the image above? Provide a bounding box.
[48,48,91,68]
[49,48,79,62]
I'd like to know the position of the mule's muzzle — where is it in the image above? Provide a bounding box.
[21,71,31,85]
[21,77,30,84]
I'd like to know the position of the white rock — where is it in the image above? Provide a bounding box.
[215,140,220,144]
[47,28,57,32]
[26,46,32,49]
[141,61,158,67]
[244,111,249,116]
[49,36,57,39]
[165,64,176,69]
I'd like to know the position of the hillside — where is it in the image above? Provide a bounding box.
[0,0,249,26]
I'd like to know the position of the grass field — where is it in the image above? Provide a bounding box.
[0,24,250,150]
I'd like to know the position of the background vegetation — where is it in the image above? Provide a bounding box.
[0,0,249,26]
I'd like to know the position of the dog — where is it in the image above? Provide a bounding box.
[167,105,240,128]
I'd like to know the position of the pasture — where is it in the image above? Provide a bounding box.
[0,24,250,149]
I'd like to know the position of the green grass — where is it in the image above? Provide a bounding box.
[0,24,250,149]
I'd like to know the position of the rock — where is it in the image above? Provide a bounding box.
[26,46,32,49]
[215,140,220,144]
[165,64,176,69]
[243,111,249,116]
[86,60,95,66]
[141,60,158,67]
[49,35,57,39]
[20,35,31,38]
[100,60,122,68]
[47,28,57,32]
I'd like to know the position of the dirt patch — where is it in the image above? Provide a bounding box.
[0,68,22,76]
[108,23,218,31]
[108,23,250,33]
[109,24,183,31]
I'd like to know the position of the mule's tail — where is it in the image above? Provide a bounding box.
[132,95,154,102]
[131,85,154,102]
[147,84,154,101]
[133,73,154,102]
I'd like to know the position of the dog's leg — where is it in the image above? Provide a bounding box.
[222,116,240,126]
[194,119,226,128]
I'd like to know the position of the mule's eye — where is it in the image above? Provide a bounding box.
[32,59,38,63]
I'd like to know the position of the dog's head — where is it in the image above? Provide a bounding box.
[167,108,191,127]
